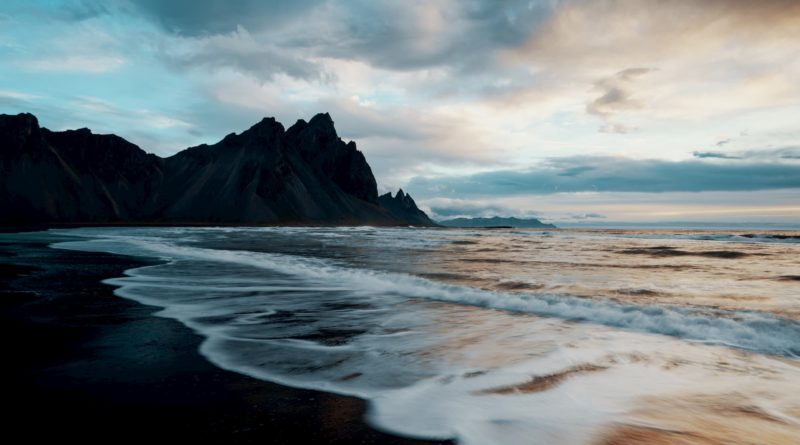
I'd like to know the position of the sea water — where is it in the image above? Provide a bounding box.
[48,226,800,444]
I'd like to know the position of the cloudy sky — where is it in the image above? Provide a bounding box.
[2,0,799,224]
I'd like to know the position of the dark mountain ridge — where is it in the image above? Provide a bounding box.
[439,216,556,229]
[378,189,434,226]
[0,112,435,226]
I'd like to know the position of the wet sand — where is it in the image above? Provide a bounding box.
[0,234,450,444]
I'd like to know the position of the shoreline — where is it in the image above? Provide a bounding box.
[0,233,451,444]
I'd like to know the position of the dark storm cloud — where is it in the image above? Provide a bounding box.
[409,156,800,197]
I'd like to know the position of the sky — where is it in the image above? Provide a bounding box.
[1,0,799,224]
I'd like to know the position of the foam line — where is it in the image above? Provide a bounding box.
[53,235,800,358]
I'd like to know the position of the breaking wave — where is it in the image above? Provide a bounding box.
[54,235,800,358]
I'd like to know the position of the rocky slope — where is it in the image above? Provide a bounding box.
[378,189,436,226]
[0,112,435,226]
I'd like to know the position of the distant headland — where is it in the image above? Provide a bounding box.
[438,216,556,229]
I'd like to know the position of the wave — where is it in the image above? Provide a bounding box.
[47,228,800,444]
[615,232,800,244]
[53,235,800,358]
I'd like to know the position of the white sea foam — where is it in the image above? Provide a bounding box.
[47,227,800,444]
[53,232,800,358]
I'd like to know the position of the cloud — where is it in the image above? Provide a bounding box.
[3,13,130,75]
[0,90,41,107]
[586,68,652,118]
[57,0,112,21]
[197,71,509,183]
[4,0,800,219]
[416,197,540,220]
[693,146,800,161]
[70,96,193,129]
[313,97,436,142]
[135,1,552,85]
[22,55,125,73]
[498,0,800,127]
[128,0,324,36]
[130,0,555,74]
[599,123,635,134]
[316,0,553,72]
[514,0,800,69]
[586,67,652,132]
[4,95,200,155]
[692,151,741,160]
[409,155,800,197]
[159,25,326,81]
[570,213,606,220]
[416,190,800,224]
[753,147,800,161]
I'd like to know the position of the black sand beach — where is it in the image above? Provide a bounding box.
[0,233,450,444]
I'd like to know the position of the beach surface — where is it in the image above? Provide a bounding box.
[0,233,450,444]
[4,226,799,444]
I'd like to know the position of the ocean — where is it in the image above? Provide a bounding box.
[45,226,800,444]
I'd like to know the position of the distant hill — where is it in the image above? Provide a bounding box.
[438,216,556,229]
[0,112,435,226]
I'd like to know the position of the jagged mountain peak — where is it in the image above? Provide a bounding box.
[0,112,38,126]
[0,111,437,226]
[381,189,419,209]
[0,112,41,143]
[378,189,435,226]
[289,112,338,143]
[239,116,285,143]
[308,112,334,128]
[287,118,308,133]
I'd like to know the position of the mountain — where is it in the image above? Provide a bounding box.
[0,113,165,223]
[378,189,436,226]
[438,216,556,229]
[0,112,434,226]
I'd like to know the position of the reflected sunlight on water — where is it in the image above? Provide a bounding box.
[48,226,800,444]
